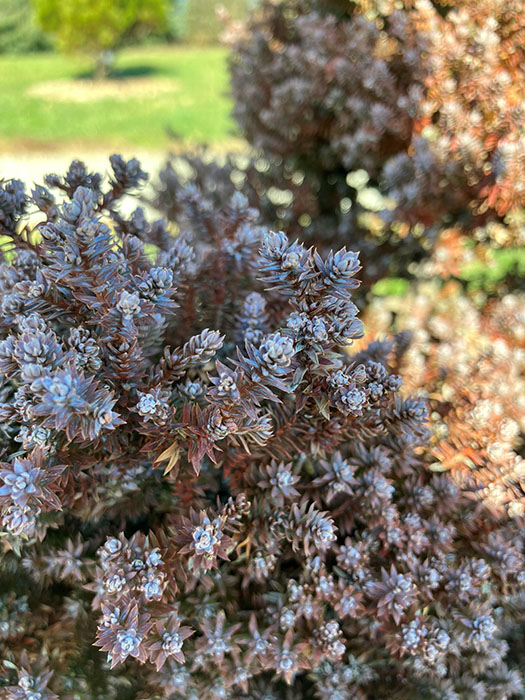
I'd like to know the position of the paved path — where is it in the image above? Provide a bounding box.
[0,148,168,187]
[0,149,173,223]
[0,141,246,219]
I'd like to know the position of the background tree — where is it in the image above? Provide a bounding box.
[34,0,169,79]
[0,0,50,54]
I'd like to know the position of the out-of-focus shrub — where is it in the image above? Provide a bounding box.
[362,282,525,518]
[138,0,517,291]
[229,0,525,238]
[0,159,523,698]
[155,0,524,290]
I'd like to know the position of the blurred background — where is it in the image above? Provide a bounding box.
[0,0,254,180]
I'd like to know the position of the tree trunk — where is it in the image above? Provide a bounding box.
[94,50,115,80]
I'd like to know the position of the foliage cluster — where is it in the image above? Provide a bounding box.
[1,0,524,697]
[362,282,525,518]
[0,159,523,699]
[228,0,525,237]
[154,146,427,288]
[148,5,525,695]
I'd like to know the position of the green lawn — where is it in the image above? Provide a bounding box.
[0,45,236,149]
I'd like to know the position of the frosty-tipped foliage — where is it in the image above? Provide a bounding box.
[0,158,522,699]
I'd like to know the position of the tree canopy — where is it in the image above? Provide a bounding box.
[34,0,168,76]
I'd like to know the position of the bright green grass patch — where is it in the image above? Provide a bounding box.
[0,45,235,149]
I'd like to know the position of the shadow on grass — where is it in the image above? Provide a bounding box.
[76,65,159,81]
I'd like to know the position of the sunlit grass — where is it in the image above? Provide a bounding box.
[0,45,235,149]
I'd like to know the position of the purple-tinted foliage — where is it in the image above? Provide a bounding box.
[0,158,522,699]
